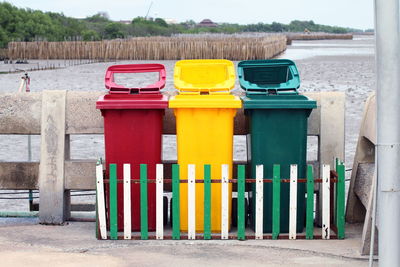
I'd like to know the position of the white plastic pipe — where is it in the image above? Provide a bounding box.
[375,0,400,266]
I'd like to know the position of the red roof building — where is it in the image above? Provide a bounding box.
[197,19,218,27]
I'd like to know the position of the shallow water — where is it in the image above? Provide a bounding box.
[279,36,374,60]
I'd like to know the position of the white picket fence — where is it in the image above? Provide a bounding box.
[96,162,345,240]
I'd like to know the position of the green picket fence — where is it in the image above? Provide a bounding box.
[96,161,346,240]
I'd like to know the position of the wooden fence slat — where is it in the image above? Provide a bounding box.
[172,164,180,240]
[123,164,131,240]
[334,158,339,226]
[221,164,229,240]
[272,165,281,240]
[96,162,107,240]
[95,187,99,239]
[110,164,118,240]
[188,164,196,240]
[95,161,344,241]
[140,164,148,240]
[322,164,330,239]
[336,162,345,239]
[255,164,264,240]
[306,165,314,239]
[156,164,164,240]
[237,165,246,240]
[204,164,211,240]
[289,164,298,240]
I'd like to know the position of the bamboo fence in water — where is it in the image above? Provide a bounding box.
[7,35,287,61]
[286,33,353,44]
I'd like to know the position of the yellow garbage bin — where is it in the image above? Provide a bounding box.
[169,59,242,232]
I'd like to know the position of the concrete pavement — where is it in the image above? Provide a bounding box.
[0,219,373,267]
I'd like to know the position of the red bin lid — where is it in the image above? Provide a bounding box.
[96,94,168,110]
[105,64,166,94]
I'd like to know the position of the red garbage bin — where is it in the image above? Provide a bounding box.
[96,64,168,231]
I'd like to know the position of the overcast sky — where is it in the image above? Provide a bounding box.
[7,0,374,30]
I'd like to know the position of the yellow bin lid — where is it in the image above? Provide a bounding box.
[174,59,236,94]
[169,94,242,109]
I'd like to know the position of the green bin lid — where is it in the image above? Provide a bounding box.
[241,94,317,109]
[238,59,300,95]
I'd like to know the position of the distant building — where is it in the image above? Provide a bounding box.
[197,19,217,27]
[164,18,178,24]
[118,20,132,25]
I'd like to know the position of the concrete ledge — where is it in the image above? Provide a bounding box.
[0,92,42,134]
[0,162,38,189]
[65,160,97,190]
[0,91,331,135]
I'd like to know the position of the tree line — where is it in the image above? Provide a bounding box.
[0,2,364,48]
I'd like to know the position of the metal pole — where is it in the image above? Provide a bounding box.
[375,0,400,266]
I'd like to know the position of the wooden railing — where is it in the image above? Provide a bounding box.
[0,91,345,224]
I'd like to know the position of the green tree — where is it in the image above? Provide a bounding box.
[154,18,168,27]
[0,2,358,48]
[0,26,8,47]
[82,29,101,41]
[104,22,125,39]
[85,12,110,23]
[271,22,285,32]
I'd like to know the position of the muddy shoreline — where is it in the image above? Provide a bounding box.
[0,36,375,211]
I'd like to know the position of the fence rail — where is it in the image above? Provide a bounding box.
[96,162,346,240]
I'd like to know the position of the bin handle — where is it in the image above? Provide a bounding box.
[237,67,244,80]
[289,65,299,77]
[238,63,300,94]
[105,64,166,94]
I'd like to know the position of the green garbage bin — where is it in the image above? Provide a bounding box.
[238,59,316,233]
